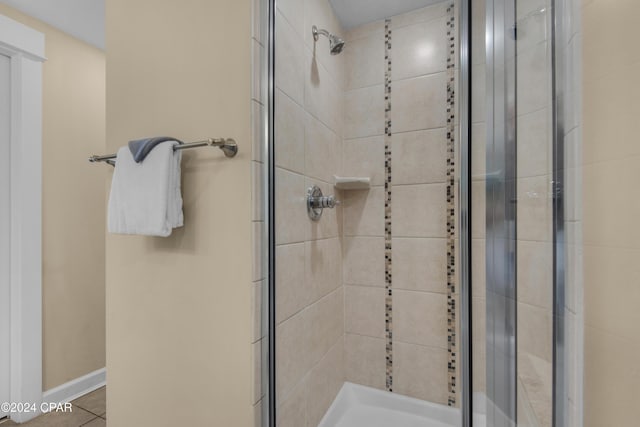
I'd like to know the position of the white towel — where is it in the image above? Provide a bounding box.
[108,141,183,237]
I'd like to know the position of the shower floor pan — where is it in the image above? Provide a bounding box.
[319,382,461,427]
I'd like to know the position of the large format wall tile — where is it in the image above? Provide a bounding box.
[393,17,448,81]
[276,243,308,324]
[306,339,345,427]
[276,168,308,245]
[345,20,384,42]
[517,175,552,242]
[472,296,486,392]
[392,129,448,185]
[277,0,305,39]
[345,285,386,338]
[345,334,387,390]
[471,63,486,124]
[305,238,343,303]
[517,108,550,178]
[516,41,550,115]
[307,288,344,367]
[343,237,385,286]
[394,290,447,349]
[391,3,449,30]
[393,238,447,293]
[344,84,385,139]
[471,122,486,178]
[305,114,341,184]
[276,12,305,105]
[305,53,344,135]
[471,239,486,299]
[518,302,553,363]
[345,33,385,90]
[391,73,447,133]
[343,136,386,186]
[343,187,385,237]
[517,240,553,310]
[276,88,305,174]
[277,380,308,427]
[276,309,312,403]
[394,342,449,404]
[393,184,447,238]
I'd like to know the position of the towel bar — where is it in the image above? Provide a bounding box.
[88,138,238,166]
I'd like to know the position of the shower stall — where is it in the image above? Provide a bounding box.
[260,0,578,425]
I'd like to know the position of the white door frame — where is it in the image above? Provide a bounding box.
[0,14,45,424]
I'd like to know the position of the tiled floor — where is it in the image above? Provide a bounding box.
[0,387,106,427]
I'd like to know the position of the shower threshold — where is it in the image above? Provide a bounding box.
[319,382,462,427]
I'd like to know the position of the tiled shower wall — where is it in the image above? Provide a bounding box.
[268,1,459,424]
[273,0,346,426]
[341,2,457,406]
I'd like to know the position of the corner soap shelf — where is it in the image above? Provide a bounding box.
[334,176,371,190]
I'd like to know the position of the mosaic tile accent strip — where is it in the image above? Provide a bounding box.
[384,18,394,393]
[445,2,458,407]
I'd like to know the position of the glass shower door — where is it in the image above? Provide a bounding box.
[472,0,558,426]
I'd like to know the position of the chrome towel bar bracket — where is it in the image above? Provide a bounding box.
[88,138,238,166]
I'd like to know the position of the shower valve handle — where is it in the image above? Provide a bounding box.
[307,186,340,221]
[310,195,340,209]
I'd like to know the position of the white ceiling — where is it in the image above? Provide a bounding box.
[330,0,444,29]
[0,0,443,50]
[0,0,104,50]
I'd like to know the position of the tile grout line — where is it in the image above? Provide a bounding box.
[383,18,394,393]
[78,415,100,427]
[73,401,106,421]
[445,1,458,407]
[75,406,105,420]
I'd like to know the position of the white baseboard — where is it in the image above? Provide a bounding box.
[42,368,106,405]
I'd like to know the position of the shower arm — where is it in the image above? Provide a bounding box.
[312,26,330,41]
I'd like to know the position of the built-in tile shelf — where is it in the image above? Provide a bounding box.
[334,176,371,190]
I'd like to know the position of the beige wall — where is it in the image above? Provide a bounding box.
[105,0,254,426]
[582,1,640,426]
[0,4,106,391]
[342,2,454,406]
[274,0,346,425]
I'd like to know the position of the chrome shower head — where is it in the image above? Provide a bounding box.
[312,25,345,55]
[329,34,345,55]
